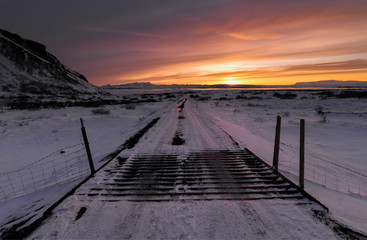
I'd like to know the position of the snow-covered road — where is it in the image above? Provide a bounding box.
[125,97,238,154]
[27,98,346,239]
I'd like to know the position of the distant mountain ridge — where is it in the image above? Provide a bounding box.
[102,82,258,89]
[294,80,367,86]
[0,28,103,97]
[103,80,367,89]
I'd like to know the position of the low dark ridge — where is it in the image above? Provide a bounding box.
[126,117,160,149]
[313,210,367,239]
[0,215,37,239]
[99,117,160,162]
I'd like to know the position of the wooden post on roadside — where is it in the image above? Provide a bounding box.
[80,118,95,175]
[272,116,281,171]
[300,119,305,189]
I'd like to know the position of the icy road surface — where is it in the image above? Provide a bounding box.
[29,98,339,239]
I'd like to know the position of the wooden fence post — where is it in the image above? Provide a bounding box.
[300,119,305,189]
[272,116,281,171]
[80,118,95,175]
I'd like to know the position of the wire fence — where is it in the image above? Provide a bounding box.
[278,141,367,196]
[0,143,90,202]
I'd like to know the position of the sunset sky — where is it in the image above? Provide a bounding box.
[1,0,367,86]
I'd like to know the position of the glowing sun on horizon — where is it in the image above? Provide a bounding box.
[224,77,240,85]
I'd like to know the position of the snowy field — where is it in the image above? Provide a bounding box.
[1,88,367,237]
[189,88,367,234]
[0,91,181,236]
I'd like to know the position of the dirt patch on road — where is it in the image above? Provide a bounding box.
[172,131,185,145]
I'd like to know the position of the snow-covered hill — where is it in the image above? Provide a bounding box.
[0,28,104,98]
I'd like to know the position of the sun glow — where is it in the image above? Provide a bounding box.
[225,80,239,85]
[223,77,241,85]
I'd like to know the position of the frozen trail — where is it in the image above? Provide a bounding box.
[28,97,342,239]
[124,97,239,155]
[181,98,239,150]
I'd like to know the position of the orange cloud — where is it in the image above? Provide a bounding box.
[61,1,367,86]
[112,59,367,86]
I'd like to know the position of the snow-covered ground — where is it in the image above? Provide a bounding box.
[30,199,336,239]
[141,88,367,235]
[0,91,180,236]
[1,88,366,238]
[28,92,337,239]
[189,89,367,234]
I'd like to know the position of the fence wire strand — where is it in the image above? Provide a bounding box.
[278,141,367,196]
[0,143,90,202]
